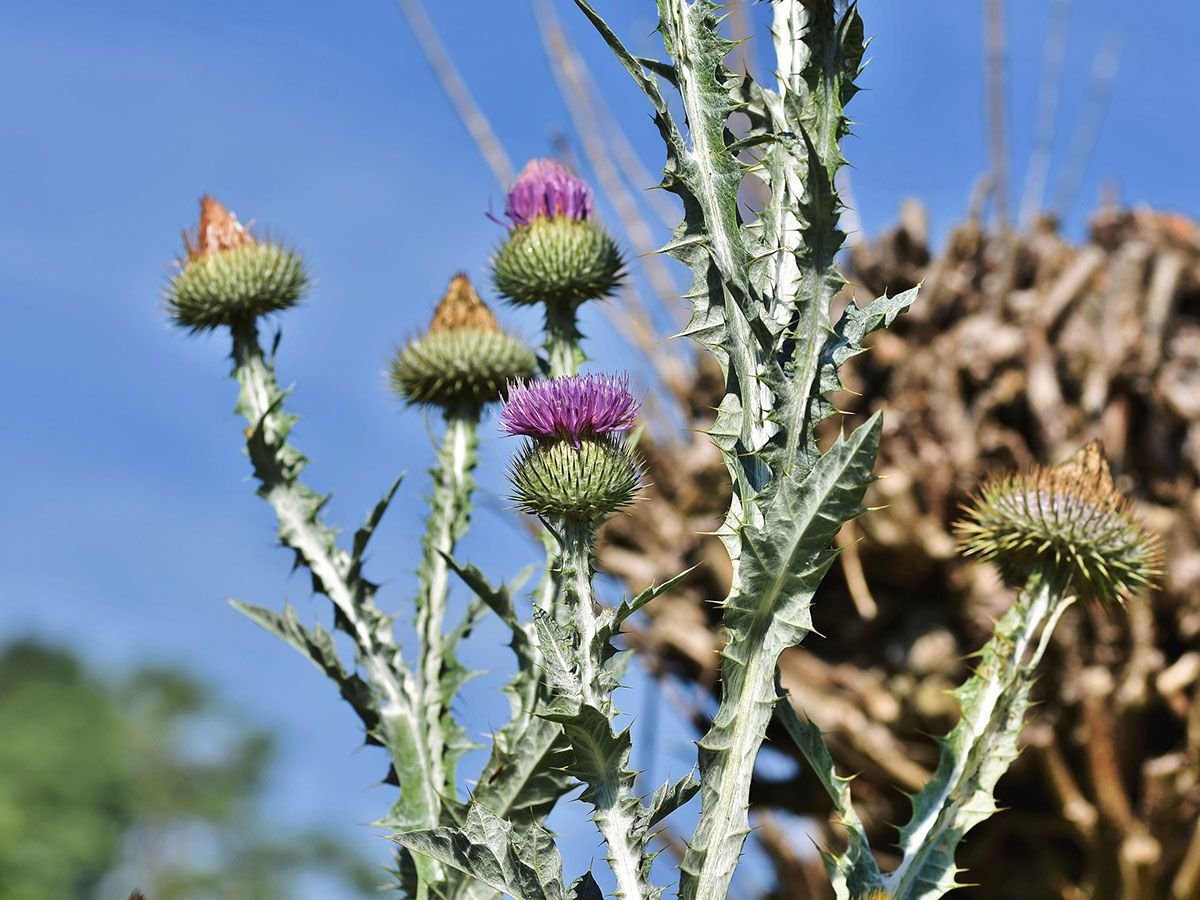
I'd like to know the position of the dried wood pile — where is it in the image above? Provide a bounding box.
[598,201,1200,899]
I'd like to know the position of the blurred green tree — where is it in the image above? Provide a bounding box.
[0,640,380,899]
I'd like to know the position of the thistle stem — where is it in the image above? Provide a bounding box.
[228,320,441,880]
[885,568,1075,897]
[534,298,584,621]
[559,522,601,702]
[542,299,585,378]
[414,404,481,796]
[558,520,654,900]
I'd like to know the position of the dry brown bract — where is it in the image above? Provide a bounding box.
[182,195,255,261]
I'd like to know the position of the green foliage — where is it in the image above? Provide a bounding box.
[0,640,375,900]
[775,699,882,895]
[438,560,576,835]
[414,409,484,807]
[227,318,451,890]
[571,2,911,897]
[230,599,382,740]
[394,805,565,900]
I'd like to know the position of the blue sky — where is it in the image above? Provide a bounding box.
[1,1,1196,896]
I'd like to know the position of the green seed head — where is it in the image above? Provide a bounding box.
[491,217,623,308]
[389,274,535,410]
[508,437,642,523]
[166,196,308,332]
[957,442,1161,606]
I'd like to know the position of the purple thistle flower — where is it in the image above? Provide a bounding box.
[504,159,593,227]
[500,374,640,449]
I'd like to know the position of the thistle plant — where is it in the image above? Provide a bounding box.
[160,3,1164,898]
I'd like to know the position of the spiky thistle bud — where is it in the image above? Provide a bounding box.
[509,437,643,522]
[501,373,642,521]
[389,274,536,410]
[491,159,623,308]
[166,196,308,332]
[956,441,1161,606]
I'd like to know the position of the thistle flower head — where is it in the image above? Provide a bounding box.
[956,442,1161,606]
[491,161,621,307]
[166,195,308,332]
[390,274,535,410]
[500,374,640,449]
[504,158,593,226]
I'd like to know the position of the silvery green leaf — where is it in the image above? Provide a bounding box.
[393,803,565,900]
[775,699,881,896]
[230,599,380,741]
[639,771,701,831]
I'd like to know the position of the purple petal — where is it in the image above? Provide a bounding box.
[500,373,640,446]
[504,159,594,227]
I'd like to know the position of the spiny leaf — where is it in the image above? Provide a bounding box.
[349,473,404,582]
[471,715,575,829]
[393,803,565,900]
[682,415,881,899]
[568,872,604,900]
[775,698,882,896]
[533,608,581,705]
[640,771,701,831]
[605,566,697,636]
[229,599,380,740]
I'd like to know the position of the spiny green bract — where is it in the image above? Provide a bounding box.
[508,437,641,521]
[957,441,1160,606]
[390,329,535,409]
[492,217,623,307]
[167,242,308,332]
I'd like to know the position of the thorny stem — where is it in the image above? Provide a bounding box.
[415,404,481,795]
[559,522,601,702]
[533,299,585,623]
[886,568,1075,897]
[559,520,653,900]
[542,299,586,380]
[228,319,442,884]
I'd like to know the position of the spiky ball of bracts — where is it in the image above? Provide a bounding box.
[166,196,308,332]
[501,373,642,521]
[390,274,535,410]
[491,159,623,308]
[509,438,643,521]
[956,441,1161,606]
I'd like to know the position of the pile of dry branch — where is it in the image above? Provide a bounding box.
[599,201,1200,900]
